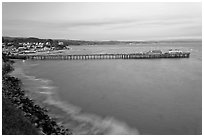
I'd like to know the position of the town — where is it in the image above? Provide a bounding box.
[2,37,70,56]
[2,37,168,56]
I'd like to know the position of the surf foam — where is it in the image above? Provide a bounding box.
[12,61,140,135]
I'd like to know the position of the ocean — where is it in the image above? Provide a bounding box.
[11,41,202,135]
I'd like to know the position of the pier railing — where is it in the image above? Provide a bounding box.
[8,53,190,60]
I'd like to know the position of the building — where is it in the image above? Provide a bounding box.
[58,41,64,45]
[168,49,183,54]
[146,50,162,55]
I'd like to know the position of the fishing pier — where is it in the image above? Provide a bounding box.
[9,52,190,60]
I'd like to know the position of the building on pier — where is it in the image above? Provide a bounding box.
[146,50,163,55]
[167,49,183,54]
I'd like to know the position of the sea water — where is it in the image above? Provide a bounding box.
[11,41,202,135]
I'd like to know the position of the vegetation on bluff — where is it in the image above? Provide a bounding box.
[2,96,40,134]
[2,54,72,135]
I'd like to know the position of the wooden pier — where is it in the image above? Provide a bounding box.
[9,52,190,60]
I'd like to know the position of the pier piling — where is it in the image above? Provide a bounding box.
[9,52,190,60]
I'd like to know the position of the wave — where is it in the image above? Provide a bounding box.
[12,63,140,135]
[44,91,139,135]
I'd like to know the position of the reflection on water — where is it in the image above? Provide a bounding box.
[12,42,202,135]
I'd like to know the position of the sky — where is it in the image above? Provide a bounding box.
[2,2,202,41]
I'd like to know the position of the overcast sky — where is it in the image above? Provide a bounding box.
[2,2,202,41]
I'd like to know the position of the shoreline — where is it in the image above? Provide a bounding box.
[2,56,72,135]
[12,59,140,135]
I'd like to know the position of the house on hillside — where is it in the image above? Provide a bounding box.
[58,41,64,45]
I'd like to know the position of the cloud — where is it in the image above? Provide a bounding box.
[3,14,200,29]
[2,10,201,40]
[2,2,201,40]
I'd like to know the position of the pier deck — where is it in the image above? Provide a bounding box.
[9,52,190,60]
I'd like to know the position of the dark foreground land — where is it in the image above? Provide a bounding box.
[2,96,39,134]
[2,54,72,135]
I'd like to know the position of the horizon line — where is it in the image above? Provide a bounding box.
[2,36,202,42]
